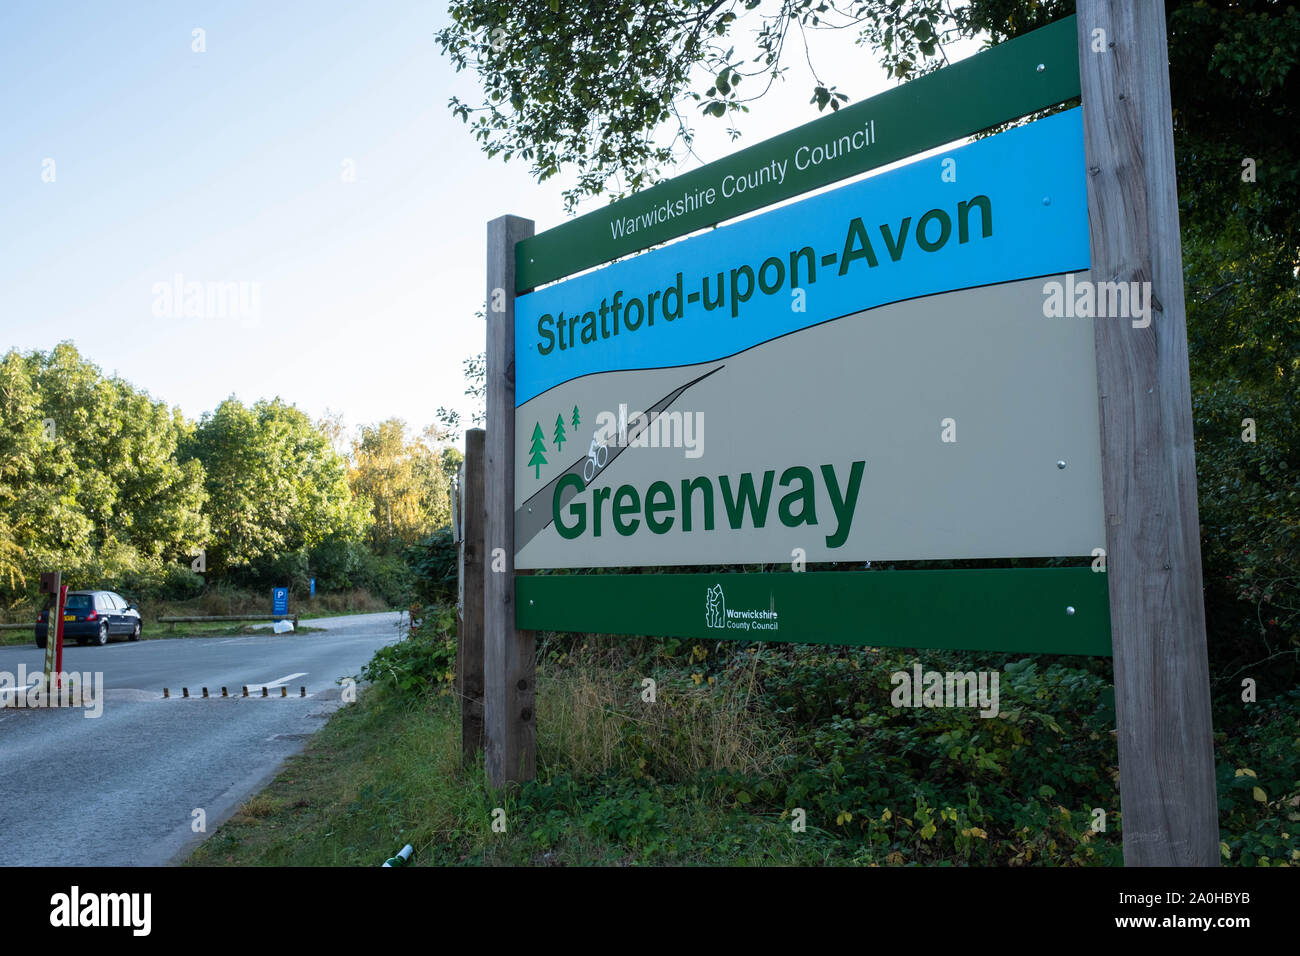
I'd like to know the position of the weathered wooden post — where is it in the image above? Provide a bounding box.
[38,571,62,684]
[484,215,536,787]
[1076,2,1219,865]
[456,428,486,767]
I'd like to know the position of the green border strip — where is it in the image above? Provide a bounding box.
[517,567,1111,656]
[516,15,1080,292]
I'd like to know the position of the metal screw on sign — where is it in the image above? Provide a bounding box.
[1037,63,1045,72]
[1057,460,1067,469]
[1066,606,1076,616]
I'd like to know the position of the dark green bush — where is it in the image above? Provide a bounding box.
[360,604,456,700]
[351,550,413,606]
[308,535,367,592]
[405,527,457,606]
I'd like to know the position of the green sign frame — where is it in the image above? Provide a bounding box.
[504,15,1110,657]
[517,568,1110,656]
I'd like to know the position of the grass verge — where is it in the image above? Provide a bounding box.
[186,684,844,867]
[186,606,1298,867]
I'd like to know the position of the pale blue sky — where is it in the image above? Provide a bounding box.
[0,1,977,442]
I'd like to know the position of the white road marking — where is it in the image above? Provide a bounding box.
[260,672,307,689]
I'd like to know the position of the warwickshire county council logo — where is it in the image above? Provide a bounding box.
[705,584,725,628]
[705,582,779,632]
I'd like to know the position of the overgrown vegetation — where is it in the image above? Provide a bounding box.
[191,605,1298,867]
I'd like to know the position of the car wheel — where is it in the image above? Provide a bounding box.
[128,621,141,642]
[95,622,109,646]
[35,634,46,649]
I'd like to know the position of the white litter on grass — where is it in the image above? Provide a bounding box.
[272,620,294,634]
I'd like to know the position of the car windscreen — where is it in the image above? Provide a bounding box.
[64,594,92,610]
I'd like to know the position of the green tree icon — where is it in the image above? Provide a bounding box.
[528,422,548,478]
[553,413,567,450]
[571,405,580,428]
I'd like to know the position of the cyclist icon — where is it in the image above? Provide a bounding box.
[583,432,610,482]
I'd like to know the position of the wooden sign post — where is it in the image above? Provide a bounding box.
[1076,1,1219,866]
[484,215,536,788]
[456,428,486,768]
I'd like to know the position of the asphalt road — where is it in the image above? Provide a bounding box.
[0,611,404,866]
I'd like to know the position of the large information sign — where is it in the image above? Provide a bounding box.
[514,110,1103,573]
[495,16,1116,658]
[483,9,1221,863]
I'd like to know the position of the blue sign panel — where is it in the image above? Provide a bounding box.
[514,108,1089,406]
[272,587,288,616]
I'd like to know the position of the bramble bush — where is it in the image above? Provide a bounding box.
[405,528,458,607]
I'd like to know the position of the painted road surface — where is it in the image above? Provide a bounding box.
[0,612,404,866]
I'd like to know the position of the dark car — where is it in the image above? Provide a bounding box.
[35,590,142,648]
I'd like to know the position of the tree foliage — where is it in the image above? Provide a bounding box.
[437,0,1299,244]
[0,344,208,601]
[0,342,456,608]
[349,419,453,551]
[184,397,367,574]
[436,0,920,211]
[1184,220,1300,688]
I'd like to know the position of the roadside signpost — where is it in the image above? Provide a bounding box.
[479,10,1217,865]
[39,572,65,692]
[54,584,66,687]
[272,587,288,619]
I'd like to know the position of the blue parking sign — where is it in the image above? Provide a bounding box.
[272,588,288,617]
[309,578,316,598]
